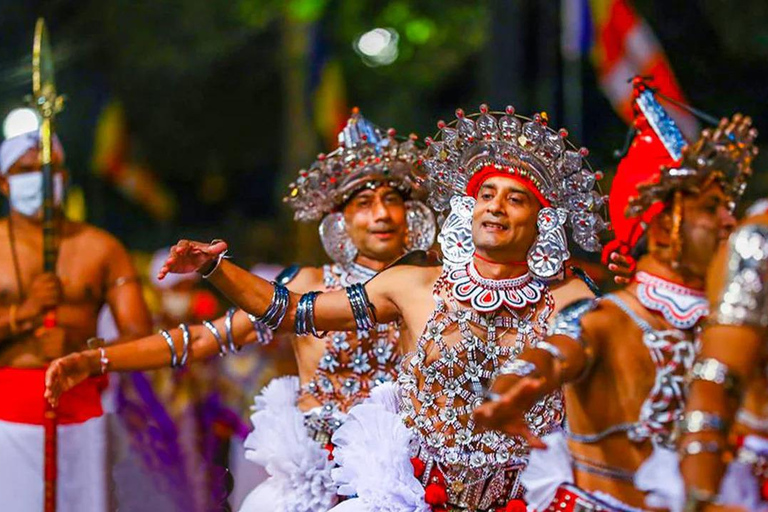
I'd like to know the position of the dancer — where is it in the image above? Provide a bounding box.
[149,104,607,510]
[45,110,436,511]
[474,84,756,511]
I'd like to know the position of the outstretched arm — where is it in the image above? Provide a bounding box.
[473,299,600,446]
[680,223,768,509]
[158,239,401,333]
[45,308,265,406]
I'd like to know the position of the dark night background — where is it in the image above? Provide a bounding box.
[1,0,766,267]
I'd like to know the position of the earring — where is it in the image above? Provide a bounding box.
[438,196,476,269]
[527,207,570,280]
[319,212,358,266]
[405,200,437,252]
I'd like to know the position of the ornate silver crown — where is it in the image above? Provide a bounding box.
[284,109,424,222]
[629,113,759,217]
[419,104,608,252]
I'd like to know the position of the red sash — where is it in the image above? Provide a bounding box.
[0,367,105,425]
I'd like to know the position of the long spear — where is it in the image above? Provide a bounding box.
[31,18,65,512]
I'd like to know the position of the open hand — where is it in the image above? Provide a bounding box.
[157,239,228,280]
[607,251,636,285]
[473,374,547,449]
[45,351,96,407]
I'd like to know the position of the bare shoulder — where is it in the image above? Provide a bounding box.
[285,266,325,294]
[377,260,442,288]
[550,276,595,316]
[70,222,129,259]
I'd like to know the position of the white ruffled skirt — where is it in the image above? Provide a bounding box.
[238,377,339,512]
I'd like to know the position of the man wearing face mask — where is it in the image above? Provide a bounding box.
[0,128,153,512]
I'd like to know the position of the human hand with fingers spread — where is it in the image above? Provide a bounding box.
[157,239,228,280]
[607,250,636,285]
[473,373,547,449]
[44,350,99,407]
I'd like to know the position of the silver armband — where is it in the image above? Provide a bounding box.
[160,329,179,368]
[497,359,537,377]
[346,284,377,331]
[224,307,240,353]
[547,298,597,348]
[712,224,768,328]
[533,341,566,361]
[688,357,740,393]
[253,283,290,330]
[295,291,322,337]
[246,313,274,346]
[678,410,727,435]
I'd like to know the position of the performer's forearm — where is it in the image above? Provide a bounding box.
[207,260,297,331]
[83,309,262,374]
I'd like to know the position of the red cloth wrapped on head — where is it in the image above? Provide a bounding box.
[466,165,551,208]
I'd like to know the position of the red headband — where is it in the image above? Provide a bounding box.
[465,165,551,207]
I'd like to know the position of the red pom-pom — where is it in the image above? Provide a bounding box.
[504,499,527,512]
[428,467,446,486]
[324,443,335,460]
[411,457,426,478]
[455,108,465,119]
[424,483,448,505]
[480,103,489,114]
[192,290,219,321]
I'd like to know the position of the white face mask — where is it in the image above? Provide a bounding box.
[7,172,64,218]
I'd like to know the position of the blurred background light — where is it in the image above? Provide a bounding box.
[354,28,399,66]
[3,108,40,138]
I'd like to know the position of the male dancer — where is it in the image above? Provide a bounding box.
[147,104,606,510]
[45,110,436,511]
[0,129,153,511]
[474,86,756,511]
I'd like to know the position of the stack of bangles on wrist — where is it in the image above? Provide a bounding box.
[295,291,323,337]
[160,323,191,369]
[345,284,377,331]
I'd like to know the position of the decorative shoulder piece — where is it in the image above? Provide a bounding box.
[547,298,599,343]
[276,264,302,285]
[712,224,768,328]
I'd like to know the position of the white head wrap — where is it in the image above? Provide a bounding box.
[0,129,64,175]
[149,246,200,290]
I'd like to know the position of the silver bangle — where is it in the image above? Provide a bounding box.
[253,283,290,330]
[225,308,240,353]
[346,284,376,331]
[99,347,109,374]
[678,410,728,435]
[246,313,274,346]
[533,341,565,361]
[689,357,739,393]
[159,329,178,368]
[200,239,229,279]
[295,291,322,337]
[498,359,537,378]
[202,320,227,356]
[178,323,191,367]
[679,440,723,458]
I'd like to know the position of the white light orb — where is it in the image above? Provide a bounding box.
[3,108,40,139]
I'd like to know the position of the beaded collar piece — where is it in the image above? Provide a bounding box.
[446,262,545,313]
[635,271,708,329]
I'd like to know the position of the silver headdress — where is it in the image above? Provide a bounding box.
[284,109,436,265]
[419,105,607,279]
